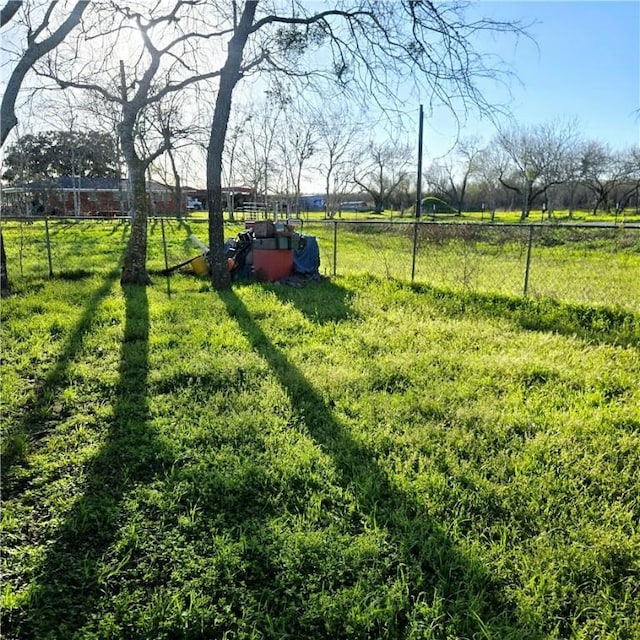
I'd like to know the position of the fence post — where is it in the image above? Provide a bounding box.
[411,220,419,282]
[45,216,54,277]
[333,220,337,277]
[160,217,169,273]
[523,224,534,297]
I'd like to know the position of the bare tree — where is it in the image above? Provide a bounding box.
[424,138,484,215]
[580,142,638,215]
[1,0,89,147]
[233,119,267,201]
[474,147,507,220]
[145,93,199,218]
[354,140,413,214]
[423,162,452,202]
[42,2,226,284]
[221,114,252,221]
[205,2,258,290]
[277,109,316,215]
[616,146,640,214]
[449,137,484,215]
[0,0,22,27]
[313,105,362,219]
[559,141,584,218]
[230,100,287,212]
[493,119,580,220]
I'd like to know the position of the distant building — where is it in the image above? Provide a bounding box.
[297,195,326,211]
[3,177,187,216]
[183,186,255,211]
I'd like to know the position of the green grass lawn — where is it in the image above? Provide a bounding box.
[4,216,638,312]
[2,227,639,639]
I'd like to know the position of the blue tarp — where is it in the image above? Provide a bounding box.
[293,236,320,276]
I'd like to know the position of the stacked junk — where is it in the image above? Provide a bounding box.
[167,220,321,284]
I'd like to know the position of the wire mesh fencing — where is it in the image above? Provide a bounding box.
[302,220,640,312]
[1,216,638,312]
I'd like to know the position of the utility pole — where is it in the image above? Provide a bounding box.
[411,104,424,282]
[415,104,424,220]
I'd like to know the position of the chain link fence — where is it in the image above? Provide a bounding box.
[302,220,640,312]
[2,217,638,312]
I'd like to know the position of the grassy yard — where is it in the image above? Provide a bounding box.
[186,208,640,225]
[1,224,639,639]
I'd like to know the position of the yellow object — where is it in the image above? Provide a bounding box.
[190,255,209,276]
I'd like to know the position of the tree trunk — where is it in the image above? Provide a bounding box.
[591,192,606,216]
[168,148,182,218]
[325,170,332,219]
[121,160,151,285]
[457,176,468,216]
[1,231,10,296]
[520,182,533,221]
[206,1,258,290]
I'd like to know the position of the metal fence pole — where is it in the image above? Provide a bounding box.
[411,220,419,282]
[45,216,53,277]
[333,220,337,277]
[160,217,169,273]
[523,224,534,296]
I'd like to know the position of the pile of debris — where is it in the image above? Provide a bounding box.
[165,222,321,284]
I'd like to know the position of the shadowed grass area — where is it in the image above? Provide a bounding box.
[1,270,121,471]
[3,284,174,638]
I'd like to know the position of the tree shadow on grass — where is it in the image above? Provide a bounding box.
[257,277,358,324]
[409,281,640,348]
[1,269,120,476]
[219,289,542,639]
[3,284,173,638]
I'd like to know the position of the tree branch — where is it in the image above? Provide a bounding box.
[0,0,21,28]
[1,0,89,147]
[250,9,373,34]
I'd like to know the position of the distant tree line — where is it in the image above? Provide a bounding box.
[2,130,120,183]
[424,122,640,219]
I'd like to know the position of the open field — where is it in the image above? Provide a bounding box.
[1,220,639,638]
[300,221,640,312]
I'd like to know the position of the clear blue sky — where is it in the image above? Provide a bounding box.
[422,0,640,159]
